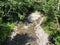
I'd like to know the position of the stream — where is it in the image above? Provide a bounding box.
[5,11,51,45]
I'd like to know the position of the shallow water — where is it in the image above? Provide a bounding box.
[5,12,50,45]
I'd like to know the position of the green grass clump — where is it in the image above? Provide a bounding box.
[0,24,12,45]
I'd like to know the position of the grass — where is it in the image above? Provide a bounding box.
[6,22,17,29]
[0,18,17,45]
[41,16,57,35]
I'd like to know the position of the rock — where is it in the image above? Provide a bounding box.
[27,11,41,22]
[25,43,31,45]
[24,25,29,29]
[47,42,54,45]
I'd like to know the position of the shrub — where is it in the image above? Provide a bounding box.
[0,24,12,45]
[49,30,60,45]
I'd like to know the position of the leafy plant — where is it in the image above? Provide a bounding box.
[0,24,12,45]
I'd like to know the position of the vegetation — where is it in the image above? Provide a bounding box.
[0,23,12,45]
[0,0,60,45]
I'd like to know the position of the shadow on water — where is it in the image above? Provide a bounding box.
[4,33,36,45]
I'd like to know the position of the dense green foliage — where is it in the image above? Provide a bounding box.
[0,0,60,45]
[0,23,12,45]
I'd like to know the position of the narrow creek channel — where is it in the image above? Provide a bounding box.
[5,11,50,45]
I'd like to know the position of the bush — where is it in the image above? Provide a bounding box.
[49,30,60,45]
[0,24,12,45]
